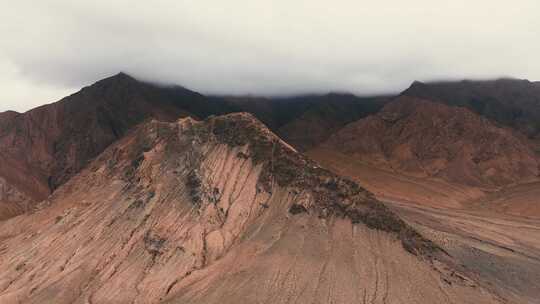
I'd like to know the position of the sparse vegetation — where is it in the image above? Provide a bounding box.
[143,232,166,257]
[186,169,203,204]
[289,204,308,214]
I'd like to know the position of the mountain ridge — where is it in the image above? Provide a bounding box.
[402,78,540,139]
[318,96,540,188]
[0,73,237,219]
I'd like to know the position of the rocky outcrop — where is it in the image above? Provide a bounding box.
[0,113,501,303]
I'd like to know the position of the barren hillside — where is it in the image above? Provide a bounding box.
[0,73,236,220]
[320,96,540,189]
[0,113,501,303]
[403,78,540,140]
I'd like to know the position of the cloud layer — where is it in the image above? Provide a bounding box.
[1,0,539,112]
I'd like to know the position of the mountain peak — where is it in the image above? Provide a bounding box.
[92,72,139,87]
[0,110,20,118]
[111,71,136,80]
[402,80,428,94]
[106,113,440,257]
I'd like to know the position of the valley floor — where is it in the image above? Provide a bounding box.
[387,200,540,304]
[308,147,540,303]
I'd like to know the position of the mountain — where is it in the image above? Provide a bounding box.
[0,73,237,219]
[305,97,540,303]
[403,78,540,140]
[276,94,389,150]
[315,96,539,189]
[0,113,502,303]
[228,93,389,151]
[0,73,389,220]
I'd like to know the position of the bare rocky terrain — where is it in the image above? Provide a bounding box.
[403,79,540,140]
[0,113,503,303]
[319,96,540,188]
[0,73,236,220]
[307,95,540,304]
[1,74,539,303]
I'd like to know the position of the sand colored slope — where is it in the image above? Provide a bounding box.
[167,216,497,304]
[308,146,540,303]
[468,181,540,218]
[388,200,540,304]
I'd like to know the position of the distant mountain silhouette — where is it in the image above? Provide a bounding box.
[319,96,539,188]
[228,93,389,150]
[403,79,540,139]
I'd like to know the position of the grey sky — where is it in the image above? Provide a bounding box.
[1,0,539,112]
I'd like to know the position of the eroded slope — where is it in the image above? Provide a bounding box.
[0,113,502,303]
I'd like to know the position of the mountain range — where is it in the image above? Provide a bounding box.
[0,73,539,303]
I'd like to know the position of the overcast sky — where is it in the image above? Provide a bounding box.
[1,0,539,112]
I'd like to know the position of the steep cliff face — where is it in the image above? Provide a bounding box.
[0,73,236,218]
[0,113,501,304]
[321,96,540,188]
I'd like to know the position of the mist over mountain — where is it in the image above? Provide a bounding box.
[2,1,540,112]
[2,0,540,302]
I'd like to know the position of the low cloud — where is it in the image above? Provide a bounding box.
[1,0,539,112]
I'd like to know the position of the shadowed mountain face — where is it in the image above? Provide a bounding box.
[0,73,237,219]
[403,79,540,140]
[228,94,390,151]
[0,113,502,304]
[319,96,540,188]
